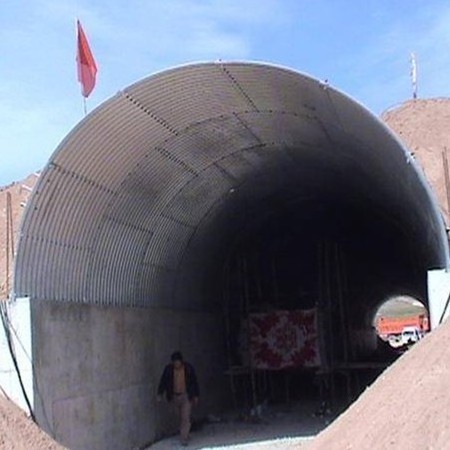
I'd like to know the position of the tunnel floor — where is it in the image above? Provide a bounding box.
[147,398,331,449]
[149,358,402,448]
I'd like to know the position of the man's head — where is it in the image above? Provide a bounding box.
[171,351,184,369]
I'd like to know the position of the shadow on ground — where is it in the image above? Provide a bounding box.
[147,400,336,449]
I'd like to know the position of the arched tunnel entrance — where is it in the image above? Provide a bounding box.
[14,62,448,449]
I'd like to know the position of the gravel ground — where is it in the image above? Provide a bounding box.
[161,436,314,450]
[147,400,333,449]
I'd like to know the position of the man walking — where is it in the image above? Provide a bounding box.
[157,351,200,446]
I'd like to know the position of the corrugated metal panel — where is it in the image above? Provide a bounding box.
[124,64,257,132]
[240,143,291,173]
[135,264,176,308]
[16,164,115,300]
[23,164,114,246]
[223,64,339,127]
[160,114,260,173]
[13,61,449,309]
[237,111,329,149]
[171,196,242,310]
[87,218,153,306]
[104,149,195,233]
[215,151,258,182]
[162,164,234,227]
[53,95,175,191]
[142,217,194,270]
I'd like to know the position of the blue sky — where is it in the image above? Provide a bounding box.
[1,0,450,186]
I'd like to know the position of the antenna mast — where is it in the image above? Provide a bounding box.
[410,52,418,100]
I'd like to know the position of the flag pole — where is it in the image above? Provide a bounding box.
[76,17,84,116]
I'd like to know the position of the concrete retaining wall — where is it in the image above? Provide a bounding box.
[31,300,228,449]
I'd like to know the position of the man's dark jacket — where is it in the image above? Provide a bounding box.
[157,362,200,401]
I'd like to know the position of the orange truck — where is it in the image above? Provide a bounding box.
[376,314,429,340]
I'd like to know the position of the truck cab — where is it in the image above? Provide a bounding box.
[401,326,421,345]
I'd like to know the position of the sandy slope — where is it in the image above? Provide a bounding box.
[382,98,450,226]
[0,392,64,449]
[308,318,450,450]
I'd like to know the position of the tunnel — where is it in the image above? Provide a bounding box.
[14,62,449,449]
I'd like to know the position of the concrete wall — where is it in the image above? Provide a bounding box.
[31,300,228,450]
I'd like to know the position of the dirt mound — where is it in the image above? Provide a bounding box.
[0,173,39,299]
[308,318,450,450]
[0,393,63,449]
[382,98,450,225]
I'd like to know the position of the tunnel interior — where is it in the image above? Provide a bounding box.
[14,62,449,447]
[195,149,434,408]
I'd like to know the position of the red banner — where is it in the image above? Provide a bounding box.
[249,309,320,370]
[76,20,98,98]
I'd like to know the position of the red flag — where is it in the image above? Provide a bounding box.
[76,20,98,98]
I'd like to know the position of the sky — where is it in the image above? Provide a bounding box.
[2,0,450,186]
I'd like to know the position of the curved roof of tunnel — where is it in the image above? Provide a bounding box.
[14,61,449,310]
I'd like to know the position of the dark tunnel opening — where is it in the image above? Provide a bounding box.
[207,192,430,410]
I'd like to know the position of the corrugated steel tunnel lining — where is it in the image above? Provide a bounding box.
[15,61,448,322]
